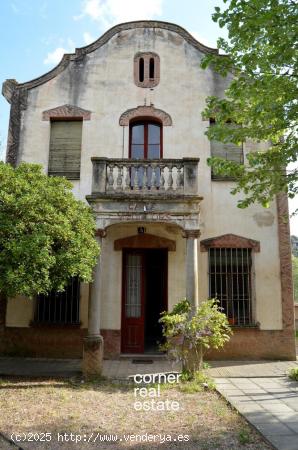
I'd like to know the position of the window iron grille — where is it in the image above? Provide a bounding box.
[208,248,253,326]
[35,277,80,325]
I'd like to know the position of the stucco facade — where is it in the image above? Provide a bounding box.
[1,21,296,362]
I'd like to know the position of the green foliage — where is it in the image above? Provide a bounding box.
[0,162,99,297]
[292,256,298,303]
[201,0,298,208]
[291,235,298,257]
[238,429,251,445]
[179,371,215,393]
[288,367,298,381]
[159,299,232,373]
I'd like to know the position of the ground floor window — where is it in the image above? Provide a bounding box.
[208,248,253,325]
[34,277,80,325]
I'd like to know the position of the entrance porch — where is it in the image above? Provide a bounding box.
[83,157,202,375]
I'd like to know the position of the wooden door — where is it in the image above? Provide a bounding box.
[121,251,145,353]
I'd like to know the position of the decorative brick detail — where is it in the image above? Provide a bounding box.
[114,233,176,251]
[101,330,121,358]
[2,81,28,167]
[82,336,104,377]
[42,104,91,121]
[200,234,260,252]
[276,194,296,358]
[0,326,295,360]
[0,327,86,358]
[134,52,160,88]
[119,106,172,126]
[206,328,296,360]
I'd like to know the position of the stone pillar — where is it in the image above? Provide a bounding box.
[184,230,200,311]
[82,230,105,377]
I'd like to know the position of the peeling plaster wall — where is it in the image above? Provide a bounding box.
[6,25,282,331]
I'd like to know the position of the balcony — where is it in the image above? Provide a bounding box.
[90,157,200,196]
[87,157,202,230]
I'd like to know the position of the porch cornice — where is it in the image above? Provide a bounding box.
[114,233,176,251]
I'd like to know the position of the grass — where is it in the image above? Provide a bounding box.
[238,429,251,445]
[0,376,272,450]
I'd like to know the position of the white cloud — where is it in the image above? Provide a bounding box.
[43,47,68,65]
[43,39,75,65]
[74,0,163,28]
[83,31,95,45]
[11,3,20,14]
[190,31,215,50]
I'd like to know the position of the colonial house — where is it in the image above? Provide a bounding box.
[1,21,296,374]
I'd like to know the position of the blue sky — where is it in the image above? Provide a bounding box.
[1,0,297,233]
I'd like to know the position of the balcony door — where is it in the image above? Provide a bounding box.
[129,121,162,160]
[129,121,162,188]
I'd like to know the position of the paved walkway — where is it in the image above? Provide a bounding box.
[216,377,298,450]
[207,360,298,378]
[0,357,296,379]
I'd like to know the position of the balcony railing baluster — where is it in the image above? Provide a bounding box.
[160,165,165,191]
[91,158,199,196]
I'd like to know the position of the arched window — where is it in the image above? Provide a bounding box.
[129,121,162,160]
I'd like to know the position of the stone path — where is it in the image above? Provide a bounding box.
[207,360,298,378]
[216,377,298,450]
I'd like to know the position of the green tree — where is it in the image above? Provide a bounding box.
[292,256,298,303]
[0,163,99,300]
[201,0,297,209]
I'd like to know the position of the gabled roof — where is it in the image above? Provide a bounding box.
[3,20,219,99]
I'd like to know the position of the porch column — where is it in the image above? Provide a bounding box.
[82,229,105,377]
[184,230,200,311]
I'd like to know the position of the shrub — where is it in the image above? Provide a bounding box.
[159,298,232,376]
[288,367,298,381]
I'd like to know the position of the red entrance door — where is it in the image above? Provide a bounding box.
[121,251,145,353]
[121,249,167,354]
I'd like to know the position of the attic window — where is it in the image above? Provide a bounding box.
[149,58,155,79]
[134,52,160,88]
[139,58,144,83]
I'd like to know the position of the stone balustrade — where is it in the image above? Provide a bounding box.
[91,158,200,196]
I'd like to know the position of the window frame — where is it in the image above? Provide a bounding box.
[129,120,163,160]
[48,118,83,180]
[209,118,244,181]
[133,52,160,88]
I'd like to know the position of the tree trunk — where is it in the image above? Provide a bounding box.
[182,343,203,375]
